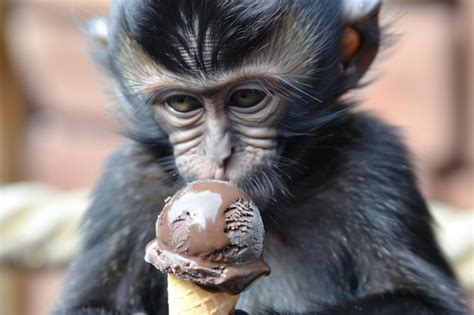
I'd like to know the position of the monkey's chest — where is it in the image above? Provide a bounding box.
[236,270,320,313]
[235,249,336,313]
[235,234,398,313]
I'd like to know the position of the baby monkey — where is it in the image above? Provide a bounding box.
[54,0,468,314]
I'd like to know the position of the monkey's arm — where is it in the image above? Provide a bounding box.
[53,142,171,314]
[315,118,467,315]
[322,124,466,315]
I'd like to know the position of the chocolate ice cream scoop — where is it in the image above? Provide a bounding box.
[145,180,270,294]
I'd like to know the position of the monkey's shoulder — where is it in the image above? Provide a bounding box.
[334,111,417,182]
[350,111,410,158]
[93,140,175,193]
[81,141,174,244]
[299,109,417,193]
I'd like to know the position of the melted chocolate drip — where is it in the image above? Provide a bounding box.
[145,180,270,294]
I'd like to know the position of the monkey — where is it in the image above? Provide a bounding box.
[53,0,468,314]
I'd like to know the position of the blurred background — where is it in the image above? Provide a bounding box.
[0,0,472,314]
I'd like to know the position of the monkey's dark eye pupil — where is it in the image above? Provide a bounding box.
[166,95,202,113]
[230,89,266,108]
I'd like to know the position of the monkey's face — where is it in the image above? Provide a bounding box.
[150,81,288,183]
[109,0,320,189]
[103,0,378,201]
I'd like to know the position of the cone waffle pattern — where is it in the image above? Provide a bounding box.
[167,274,240,315]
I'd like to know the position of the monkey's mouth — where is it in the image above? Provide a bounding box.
[176,157,286,210]
[175,149,280,196]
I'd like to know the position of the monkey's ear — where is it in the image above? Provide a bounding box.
[85,18,112,73]
[340,0,381,83]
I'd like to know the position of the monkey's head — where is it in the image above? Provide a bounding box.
[88,0,381,204]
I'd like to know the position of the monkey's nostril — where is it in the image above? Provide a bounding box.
[222,149,233,168]
[212,148,232,168]
[215,148,232,180]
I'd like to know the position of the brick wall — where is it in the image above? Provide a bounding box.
[6,1,120,189]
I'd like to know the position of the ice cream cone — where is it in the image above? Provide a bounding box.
[167,274,240,315]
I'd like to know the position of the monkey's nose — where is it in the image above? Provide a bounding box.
[205,131,232,168]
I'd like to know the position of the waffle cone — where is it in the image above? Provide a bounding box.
[167,274,240,315]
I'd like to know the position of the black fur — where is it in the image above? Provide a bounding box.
[55,1,468,314]
[111,0,284,76]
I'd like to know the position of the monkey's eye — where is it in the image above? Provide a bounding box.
[229,89,266,108]
[166,95,202,113]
